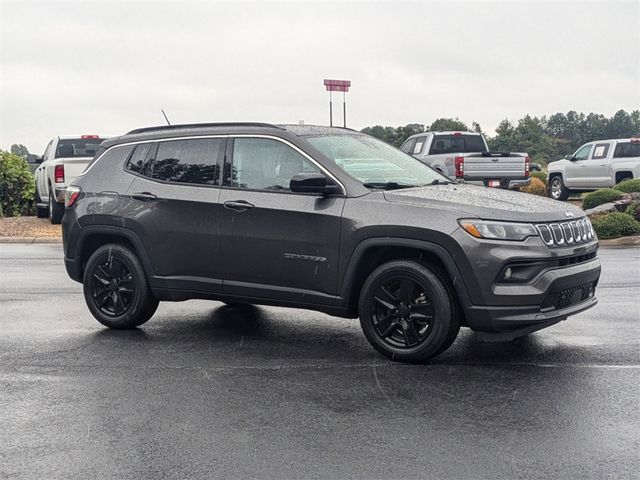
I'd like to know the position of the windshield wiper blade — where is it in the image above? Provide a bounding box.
[427,179,454,186]
[363,182,417,190]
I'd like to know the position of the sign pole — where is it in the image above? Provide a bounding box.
[343,91,346,128]
[329,90,333,127]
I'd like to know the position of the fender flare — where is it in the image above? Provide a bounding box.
[340,237,474,309]
[72,225,156,280]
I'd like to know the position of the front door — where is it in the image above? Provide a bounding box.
[564,143,593,188]
[219,137,345,304]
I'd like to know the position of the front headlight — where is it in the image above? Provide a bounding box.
[458,219,538,241]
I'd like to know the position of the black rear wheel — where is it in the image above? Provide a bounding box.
[35,182,48,218]
[49,188,64,224]
[359,260,459,363]
[83,244,158,329]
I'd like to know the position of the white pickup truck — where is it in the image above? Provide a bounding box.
[547,138,640,200]
[30,135,109,223]
[400,131,530,189]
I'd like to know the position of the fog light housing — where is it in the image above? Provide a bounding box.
[503,267,512,280]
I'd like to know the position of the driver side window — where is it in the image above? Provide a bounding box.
[227,138,321,191]
[574,144,592,161]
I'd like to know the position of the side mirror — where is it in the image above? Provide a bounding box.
[565,154,574,161]
[26,154,43,164]
[290,173,340,195]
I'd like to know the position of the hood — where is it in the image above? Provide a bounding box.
[384,183,585,223]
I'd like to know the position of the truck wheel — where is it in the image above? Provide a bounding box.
[358,260,459,363]
[549,176,570,201]
[35,182,48,218]
[49,188,65,224]
[83,244,159,329]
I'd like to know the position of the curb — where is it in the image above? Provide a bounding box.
[598,235,640,247]
[0,237,62,244]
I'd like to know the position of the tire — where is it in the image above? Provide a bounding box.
[83,243,159,329]
[549,175,569,201]
[48,187,65,224]
[358,260,460,363]
[35,182,48,218]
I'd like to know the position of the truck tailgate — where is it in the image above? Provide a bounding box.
[463,153,526,179]
[60,157,93,183]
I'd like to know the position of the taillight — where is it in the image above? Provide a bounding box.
[525,156,530,177]
[65,186,81,207]
[454,156,464,178]
[54,164,65,183]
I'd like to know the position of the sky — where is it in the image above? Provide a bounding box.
[1,0,638,153]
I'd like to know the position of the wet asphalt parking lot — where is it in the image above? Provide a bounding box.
[0,243,638,479]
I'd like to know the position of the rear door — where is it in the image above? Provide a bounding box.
[219,136,345,303]
[123,137,226,292]
[586,142,612,187]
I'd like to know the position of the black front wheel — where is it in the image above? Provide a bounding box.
[549,176,570,201]
[359,260,459,363]
[83,244,158,329]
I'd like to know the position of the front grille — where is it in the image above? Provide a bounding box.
[536,218,594,247]
[557,281,596,309]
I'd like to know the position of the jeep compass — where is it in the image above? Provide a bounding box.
[62,123,601,363]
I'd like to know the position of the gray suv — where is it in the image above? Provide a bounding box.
[62,123,601,363]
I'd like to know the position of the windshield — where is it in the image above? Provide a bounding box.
[55,138,105,158]
[306,134,451,188]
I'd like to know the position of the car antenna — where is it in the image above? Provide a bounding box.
[161,109,171,125]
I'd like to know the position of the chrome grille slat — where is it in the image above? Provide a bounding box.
[536,218,594,247]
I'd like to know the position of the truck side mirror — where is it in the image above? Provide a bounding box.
[26,154,43,164]
[564,154,574,161]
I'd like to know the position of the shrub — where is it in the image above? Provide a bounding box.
[582,188,624,210]
[591,212,640,239]
[530,170,547,184]
[625,201,640,222]
[614,178,640,193]
[520,177,547,196]
[0,150,35,217]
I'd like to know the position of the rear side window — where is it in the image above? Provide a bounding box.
[151,138,224,185]
[125,143,153,174]
[592,143,610,160]
[428,134,487,154]
[55,138,105,158]
[86,145,134,173]
[614,142,640,158]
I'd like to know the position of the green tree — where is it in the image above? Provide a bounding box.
[428,118,469,132]
[10,144,29,157]
[0,150,35,217]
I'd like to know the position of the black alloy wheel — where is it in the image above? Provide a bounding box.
[371,276,435,348]
[90,257,136,317]
[359,260,460,363]
[83,244,158,329]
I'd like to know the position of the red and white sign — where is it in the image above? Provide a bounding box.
[324,79,351,92]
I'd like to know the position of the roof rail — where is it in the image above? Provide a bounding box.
[126,122,284,135]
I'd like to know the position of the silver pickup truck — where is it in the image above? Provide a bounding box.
[547,138,640,200]
[400,131,530,189]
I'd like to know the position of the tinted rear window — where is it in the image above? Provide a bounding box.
[429,134,487,154]
[55,138,105,158]
[151,138,224,185]
[614,142,640,158]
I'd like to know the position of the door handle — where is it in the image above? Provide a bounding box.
[224,200,254,212]
[131,192,158,201]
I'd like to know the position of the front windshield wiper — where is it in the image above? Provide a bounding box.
[426,179,454,186]
[363,182,418,190]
